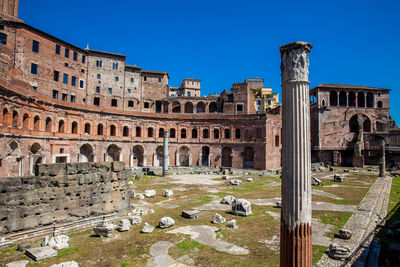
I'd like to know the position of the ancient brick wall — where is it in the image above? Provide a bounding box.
[0,161,131,234]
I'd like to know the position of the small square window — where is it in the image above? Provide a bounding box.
[63,73,68,84]
[65,48,69,58]
[128,101,134,107]
[96,86,100,93]
[70,95,75,103]
[53,70,59,81]
[108,88,112,94]
[55,44,60,54]
[79,80,84,89]
[111,99,117,107]
[144,76,147,81]
[96,60,102,67]
[158,77,161,83]
[52,90,59,99]
[32,40,39,53]
[115,76,119,82]
[31,63,38,75]
[81,69,85,73]
[62,93,68,101]
[127,89,131,94]
[0,33,6,45]
[130,78,134,83]
[73,51,77,61]
[144,102,149,108]
[94,97,100,106]
[71,76,76,86]
[64,63,69,67]
[97,74,101,79]
[82,55,86,64]
[237,104,243,112]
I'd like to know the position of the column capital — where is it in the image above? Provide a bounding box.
[280,41,312,84]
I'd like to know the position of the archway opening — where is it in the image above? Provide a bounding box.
[80,144,94,162]
[329,91,337,106]
[221,147,232,167]
[107,144,120,161]
[201,146,210,166]
[184,102,193,113]
[133,145,144,166]
[179,146,189,166]
[243,147,254,168]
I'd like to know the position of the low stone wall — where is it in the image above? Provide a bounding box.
[0,162,132,235]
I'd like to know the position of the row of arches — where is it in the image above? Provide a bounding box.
[329,91,382,108]
[156,100,218,113]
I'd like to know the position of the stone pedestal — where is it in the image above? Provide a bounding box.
[280,41,313,267]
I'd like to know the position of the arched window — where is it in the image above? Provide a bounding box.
[170,128,176,138]
[363,117,371,132]
[172,101,181,113]
[203,129,209,138]
[224,129,231,139]
[110,125,116,136]
[348,92,356,107]
[181,129,186,138]
[349,115,359,133]
[184,102,193,113]
[366,92,374,108]
[197,102,205,113]
[377,101,383,108]
[84,123,91,134]
[209,102,217,113]
[71,121,78,134]
[123,126,129,137]
[214,129,219,139]
[97,124,104,135]
[58,120,65,133]
[23,113,29,129]
[192,129,198,138]
[339,91,347,106]
[12,111,19,127]
[358,92,365,107]
[34,116,40,131]
[148,127,153,137]
[159,128,165,138]
[45,117,52,132]
[235,128,241,139]
[2,108,9,126]
[329,91,337,106]
[136,126,141,137]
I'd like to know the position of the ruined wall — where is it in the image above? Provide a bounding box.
[0,161,131,234]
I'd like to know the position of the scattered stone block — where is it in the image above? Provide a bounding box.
[232,199,252,216]
[330,167,335,172]
[229,180,242,186]
[334,174,346,182]
[246,178,253,182]
[137,194,145,200]
[221,195,235,205]
[144,190,156,198]
[112,161,125,172]
[17,241,31,252]
[135,169,143,180]
[48,235,69,250]
[128,181,133,185]
[26,246,57,261]
[129,215,142,225]
[328,244,350,260]
[118,219,131,232]
[164,189,173,197]
[312,177,323,186]
[319,166,326,172]
[182,210,200,219]
[50,261,79,267]
[141,222,155,233]
[275,201,282,208]
[159,217,175,228]
[227,219,237,228]
[343,169,350,173]
[222,175,228,180]
[93,221,114,237]
[338,229,352,239]
[213,213,226,224]
[5,260,29,267]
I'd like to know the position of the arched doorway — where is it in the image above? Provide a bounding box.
[363,116,371,132]
[133,145,144,166]
[80,144,94,162]
[243,147,254,169]
[156,146,163,167]
[201,146,210,166]
[349,115,359,133]
[179,146,189,166]
[221,147,232,167]
[107,144,120,161]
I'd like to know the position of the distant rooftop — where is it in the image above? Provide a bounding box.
[85,49,126,58]
[314,84,390,91]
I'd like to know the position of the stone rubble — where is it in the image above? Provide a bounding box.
[328,244,350,260]
[246,178,253,182]
[221,195,235,205]
[164,189,174,197]
[182,210,200,219]
[5,260,30,267]
[25,246,58,261]
[229,180,242,186]
[93,220,114,237]
[129,215,142,225]
[226,219,237,228]
[17,241,31,252]
[159,217,175,229]
[144,190,156,198]
[212,213,226,224]
[48,235,70,250]
[334,174,346,182]
[50,261,79,267]
[141,222,155,233]
[232,199,252,216]
[338,229,352,239]
[117,219,131,232]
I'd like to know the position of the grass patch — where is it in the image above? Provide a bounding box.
[332,198,351,204]
[312,245,328,265]
[175,239,203,251]
[55,247,79,259]
[319,212,352,228]
[193,195,212,203]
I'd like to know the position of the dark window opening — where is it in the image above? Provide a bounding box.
[123,126,129,137]
[224,129,230,139]
[0,33,7,45]
[235,129,241,139]
[329,91,337,106]
[71,122,78,134]
[73,51,77,61]
[148,127,153,137]
[192,129,198,138]
[52,90,59,99]
[128,100,134,107]
[214,129,219,139]
[55,44,60,54]
[94,97,100,106]
[53,70,59,81]
[71,76,76,86]
[275,135,279,147]
[63,73,68,84]
[65,48,69,58]
[111,99,117,107]
[82,55,86,64]
[203,129,209,138]
[84,123,90,134]
[170,128,176,138]
[32,40,39,53]
[110,125,116,136]
[70,95,75,103]
[31,63,38,75]
[62,93,67,101]
[144,102,150,108]
[136,127,141,137]
[159,128,165,137]
[181,129,186,138]
[378,101,383,108]
[97,124,104,135]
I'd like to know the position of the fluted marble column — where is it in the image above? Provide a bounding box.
[280,41,313,267]
[162,131,169,176]
[379,139,386,177]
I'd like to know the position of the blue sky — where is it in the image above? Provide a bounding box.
[20,0,400,123]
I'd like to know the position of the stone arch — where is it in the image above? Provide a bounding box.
[197,102,206,113]
[201,146,210,166]
[84,123,91,134]
[97,123,104,135]
[107,144,120,161]
[23,113,29,129]
[172,101,181,113]
[71,121,78,134]
[80,144,94,162]
[45,117,52,132]
[363,116,371,132]
[159,128,165,138]
[243,146,254,169]
[133,145,144,166]
[357,92,365,107]
[184,102,194,113]
[33,115,41,131]
[156,146,163,167]
[349,115,359,133]
[348,92,356,107]
[192,128,198,138]
[209,102,217,113]
[203,129,209,138]
[339,91,347,106]
[221,147,232,167]
[30,142,41,154]
[179,146,189,166]
[329,91,337,106]
[12,110,19,127]
[110,124,116,136]
[58,119,65,133]
[366,92,374,108]
[123,126,129,137]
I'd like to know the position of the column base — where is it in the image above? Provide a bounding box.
[280,221,312,267]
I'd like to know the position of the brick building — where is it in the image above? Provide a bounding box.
[0,2,282,178]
